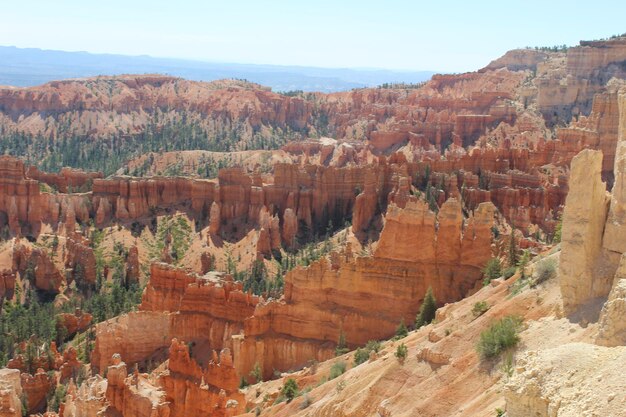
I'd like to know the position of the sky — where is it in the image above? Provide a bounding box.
[1,0,625,73]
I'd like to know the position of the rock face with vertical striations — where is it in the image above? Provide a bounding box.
[20,369,51,415]
[235,198,495,380]
[93,195,495,402]
[158,339,244,417]
[62,376,108,417]
[0,156,42,237]
[534,38,626,126]
[104,353,171,417]
[558,88,626,315]
[352,171,379,233]
[603,89,626,252]
[0,270,16,304]
[559,150,610,314]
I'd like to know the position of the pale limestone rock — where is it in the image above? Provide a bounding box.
[603,90,626,253]
[416,347,450,365]
[0,368,22,417]
[597,255,626,346]
[62,375,107,417]
[505,343,626,417]
[559,149,610,314]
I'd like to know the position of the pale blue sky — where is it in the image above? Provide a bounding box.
[1,0,624,72]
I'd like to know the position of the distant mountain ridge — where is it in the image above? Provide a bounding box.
[0,46,435,93]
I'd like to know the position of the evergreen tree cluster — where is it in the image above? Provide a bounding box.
[0,110,302,176]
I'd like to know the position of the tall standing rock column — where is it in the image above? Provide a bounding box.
[559,149,609,314]
[603,90,626,253]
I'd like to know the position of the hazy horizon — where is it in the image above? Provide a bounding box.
[2,0,625,73]
[0,44,439,74]
[0,45,436,92]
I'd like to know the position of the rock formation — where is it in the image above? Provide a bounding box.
[20,368,51,414]
[26,166,102,193]
[0,156,42,237]
[603,89,626,250]
[0,271,15,304]
[559,88,626,314]
[597,262,626,346]
[0,369,22,417]
[105,353,170,417]
[62,376,107,417]
[505,344,626,417]
[158,339,244,417]
[559,150,610,313]
[56,309,92,339]
[64,237,97,287]
[281,208,298,248]
[12,241,63,294]
[125,245,140,285]
[534,38,626,126]
[92,263,260,373]
[240,199,494,379]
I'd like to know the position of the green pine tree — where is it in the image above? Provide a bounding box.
[508,226,518,267]
[335,330,349,356]
[415,287,437,328]
[395,319,408,339]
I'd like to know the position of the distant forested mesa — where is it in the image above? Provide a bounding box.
[0,115,301,176]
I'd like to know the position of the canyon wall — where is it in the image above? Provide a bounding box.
[235,198,495,379]
[535,38,626,125]
[94,196,495,389]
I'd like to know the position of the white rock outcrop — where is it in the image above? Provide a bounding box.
[505,343,626,417]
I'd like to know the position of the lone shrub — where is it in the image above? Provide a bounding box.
[508,228,518,267]
[281,378,299,402]
[477,315,523,359]
[354,348,369,366]
[353,340,382,366]
[503,266,517,279]
[482,258,502,286]
[552,215,563,244]
[394,319,408,339]
[472,301,490,317]
[329,361,347,379]
[532,258,556,286]
[517,250,531,279]
[365,340,382,353]
[415,287,437,328]
[395,343,408,363]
